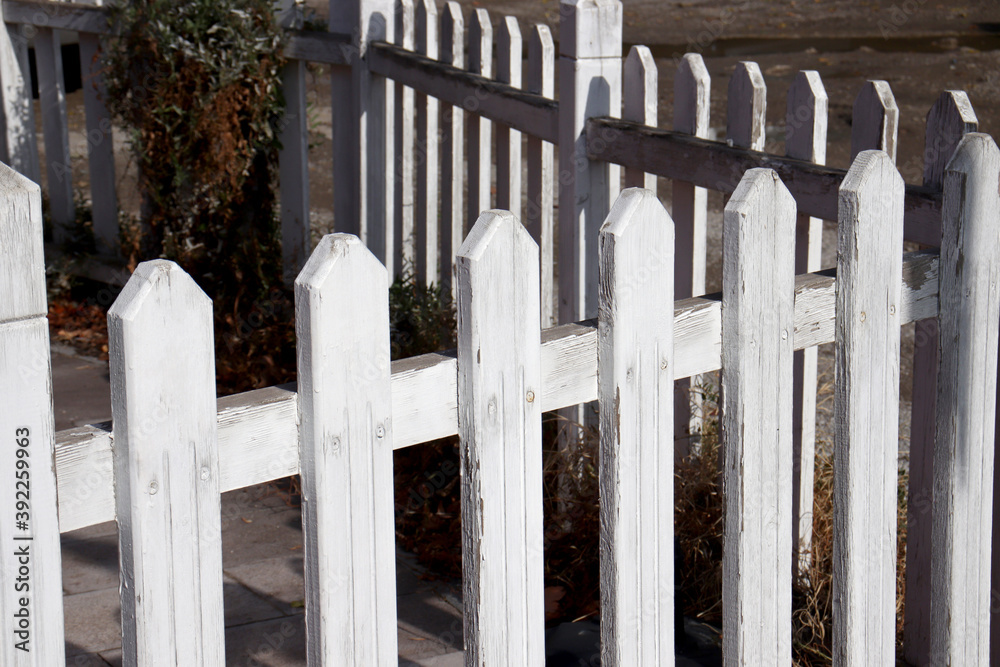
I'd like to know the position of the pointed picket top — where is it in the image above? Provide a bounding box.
[833,149,904,665]
[296,232,387,296]
[923,90,978,188]
[0,161,44,321]
[459,208,537,264]
[415,0,438,56]
[598,187,675,666]
[441,1,464,67]
[498,16,522,86]
[727,61,766,151]
[624,46,657,190]
[850,80,899,163]
[528,23,554,95]
[108,259,223,666]
[786,70,827,163]
[930,132,1000,665]
[559,0,623,58]
[469,7,492,77]
[674,53,710,136]
[395,0,414,50]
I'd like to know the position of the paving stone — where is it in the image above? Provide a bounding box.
[224,575,288,627]
[61,530,119,594]
[63,586,121,656]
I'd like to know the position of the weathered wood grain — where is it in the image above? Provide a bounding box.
[394,0,416,275]
[585,118,943,246]
[785,69,827,578]
[930,133,1000,665]
[295,235,397,664]
[526,23,555,326]
[457,211,544,665]
[727,61,766,151]
[598,189,675,666]
[721,169,795,666]
[904,89,978,667]
[108,260,224,666]
[0,164,64,667]
[833,150,903,665]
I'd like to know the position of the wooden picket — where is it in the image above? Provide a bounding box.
[34,27,74,239]
[721,169,795,665]
[108,260,225,665]
[833,150,904,664]
[414,0,438,285]
[598,188,675,666]
[466,9,492,231]
[393,0,415,274]
[496,16,522,221]
[456,210,544,665]
[438,1,464,296]
[525,24,555,326]
[785,69,827,577]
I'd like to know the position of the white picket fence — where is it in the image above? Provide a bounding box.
[0,0,998,664]
[3,133,1000,664]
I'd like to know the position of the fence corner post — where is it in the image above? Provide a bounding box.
[557,0,622,323]
[0,163,65,666]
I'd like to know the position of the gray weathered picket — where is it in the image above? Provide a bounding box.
[525,23,555,326]
[466,8,492,230]
[496,16,523,221]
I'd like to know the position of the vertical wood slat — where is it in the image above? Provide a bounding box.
[457,210,543,666]
[394,0,415,274]
[598,188,675,666]
[622,46,656,191]
[672,53,710,459]
[525,24,555,326]
[785,70,827,578]
[850,80,899,163]
[109,260,225,665]
[557,0,623,323]
[329,0,395,273]
[496,16,523,221]
[727,61,766,152]
[414,0,439,285]
[467,9,493,227]
[0,165,65,667]
[439,1,464,296]
[78,32,119,255]
[295,234,398,664]
[930,133,1000,664]
[34,27,75,238]
[721,169,795,666]
[0,11,39,182]
[833,150,904,665]
[905,89,977,667]
[279,58,311,284]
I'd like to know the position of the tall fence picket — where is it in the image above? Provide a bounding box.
[905,89,978,667]
[77,23,118,255]
[279,57,311,284]
[930,133,1000,664]
[439,1,464,295]
[0,164,65,666]
[598,188,675,666]
[108,260,225,665]
[622,46,656,191]
[467,9,493,227]
[833,150,904,664]
[672,52,710,457]
[721,169,795,666]
[526,23,555,326]
[394,0,415,274]
[785,69,827,578]
[414,0,439,285]
[727,62,766,152]
[457,210,544,665]
[34,27,74,238]
[850,80,898,163]
[497,16,523,221]
[295,234,398,664]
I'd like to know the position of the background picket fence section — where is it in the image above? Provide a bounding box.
[4,135,1000,663]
